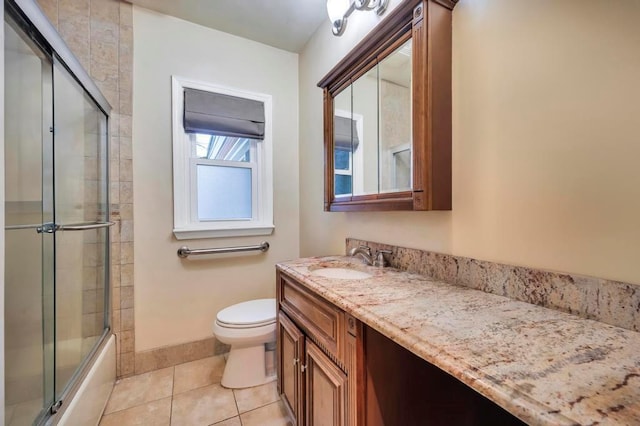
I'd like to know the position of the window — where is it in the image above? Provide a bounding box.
[333,110,363,197]
[172,76,273,239]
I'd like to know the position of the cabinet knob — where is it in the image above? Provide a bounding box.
[301,364,307,373]
[293,358,299,365]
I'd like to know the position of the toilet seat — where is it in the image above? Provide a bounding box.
[216,298,276,329]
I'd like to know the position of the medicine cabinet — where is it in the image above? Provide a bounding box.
[318,0,458,211]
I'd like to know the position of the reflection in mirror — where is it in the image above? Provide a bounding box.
[352,67,379,196]
[379,39,412,193]
[333,87,353,197]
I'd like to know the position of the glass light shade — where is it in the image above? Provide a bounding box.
[327,0,350,24]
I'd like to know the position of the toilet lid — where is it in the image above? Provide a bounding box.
[216,298,276,328]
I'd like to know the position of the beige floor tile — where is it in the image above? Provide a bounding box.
[103,367,173,414]
[99,397,171,426]
[212,416,242,426]
[173,355,225,395]
[240,400,293,426]
[170,383,237,426]
[234,381,280,414]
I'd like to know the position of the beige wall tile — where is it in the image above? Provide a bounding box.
[110,181,120,204]
[173,355,225,395]
[37,0,58,28]
[120,285,133,309]
[120,351,135,377]
[111,264,121,288]
[104,367,173,414]
[120,181,133,203]
[82,289,98,314]
[120,137,132,160]
[112,309,121,333]
[120,220,133,242]
[110,242,120,265]
[121,307,134,330]
[119,1,132,27]
[120,203,133,220]
[121,242,134,264]
[121,263,133,287]
[171,384,237,426]
[109,112,119,137]
[119,159,132,182]
[119,114,132,137]
[112,287,120,311]
[100,397,171,426]
[120,330,135,353]
[91,0,119,23]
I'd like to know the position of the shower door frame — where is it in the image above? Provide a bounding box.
[5,0,113,423]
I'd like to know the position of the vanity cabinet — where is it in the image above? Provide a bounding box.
[277,266,527,426]
[277,271,363,426]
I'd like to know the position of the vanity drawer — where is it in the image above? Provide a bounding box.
[278,271,345,366]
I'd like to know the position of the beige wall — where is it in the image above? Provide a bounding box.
[299,0,640,285]
[132,8,300,351]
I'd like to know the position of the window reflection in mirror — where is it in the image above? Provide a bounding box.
[333,87,354,197]
[379,39,412,193]
[332,38,412,199]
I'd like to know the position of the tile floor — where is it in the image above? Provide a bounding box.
[100,355,292,426]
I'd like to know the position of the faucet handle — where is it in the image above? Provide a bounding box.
[373,250,392,267]
[349,245,371,256]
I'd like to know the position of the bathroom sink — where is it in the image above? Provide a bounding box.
[310,267,372,280]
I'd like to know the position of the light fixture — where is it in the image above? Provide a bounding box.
[326,0,389,36]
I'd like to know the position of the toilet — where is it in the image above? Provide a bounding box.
[213,298,277,389]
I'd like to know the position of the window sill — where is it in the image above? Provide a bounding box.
[173,224,274,240]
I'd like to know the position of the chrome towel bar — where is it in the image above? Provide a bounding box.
[5,221,115,233]
[177,241,270,258]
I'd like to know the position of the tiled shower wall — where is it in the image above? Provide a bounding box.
[37,0,134,378]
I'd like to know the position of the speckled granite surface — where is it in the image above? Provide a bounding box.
[347,239,640,333]
[277,256,640,426]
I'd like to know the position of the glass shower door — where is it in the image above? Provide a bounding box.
[4,13,56,425]
[52,57,110,400]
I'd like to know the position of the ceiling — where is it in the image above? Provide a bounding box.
[127,0,328,53]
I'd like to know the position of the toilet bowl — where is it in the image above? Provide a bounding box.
[213,298,277,389]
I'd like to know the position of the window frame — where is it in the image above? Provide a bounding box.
[172,76,274,239]
[333,109,364,197]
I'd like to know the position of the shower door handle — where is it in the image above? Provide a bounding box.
[35,221,115,233]
[57,221,116,231]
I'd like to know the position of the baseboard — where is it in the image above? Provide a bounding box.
[134,337,230,375]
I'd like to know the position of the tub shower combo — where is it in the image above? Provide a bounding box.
[4,0,114,424]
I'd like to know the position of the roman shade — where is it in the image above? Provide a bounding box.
[334,116,359,151]
[184,88,265,140]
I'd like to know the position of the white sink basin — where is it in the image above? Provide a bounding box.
[310,267,372,280]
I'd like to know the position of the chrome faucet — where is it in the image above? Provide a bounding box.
[349,245,392,268]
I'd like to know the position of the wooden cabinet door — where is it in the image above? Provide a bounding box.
[305,340,347,426]
[279,311,305,425]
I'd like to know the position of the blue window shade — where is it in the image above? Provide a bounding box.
[197,165,252,220]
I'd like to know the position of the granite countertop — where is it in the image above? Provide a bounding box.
[277,256,640,426]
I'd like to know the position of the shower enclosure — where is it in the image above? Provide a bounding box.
[4,1,112,424]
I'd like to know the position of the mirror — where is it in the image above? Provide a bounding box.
[319,0,456,212]
[332,39,412,199]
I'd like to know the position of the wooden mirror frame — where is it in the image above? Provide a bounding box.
[318,0,458,212]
